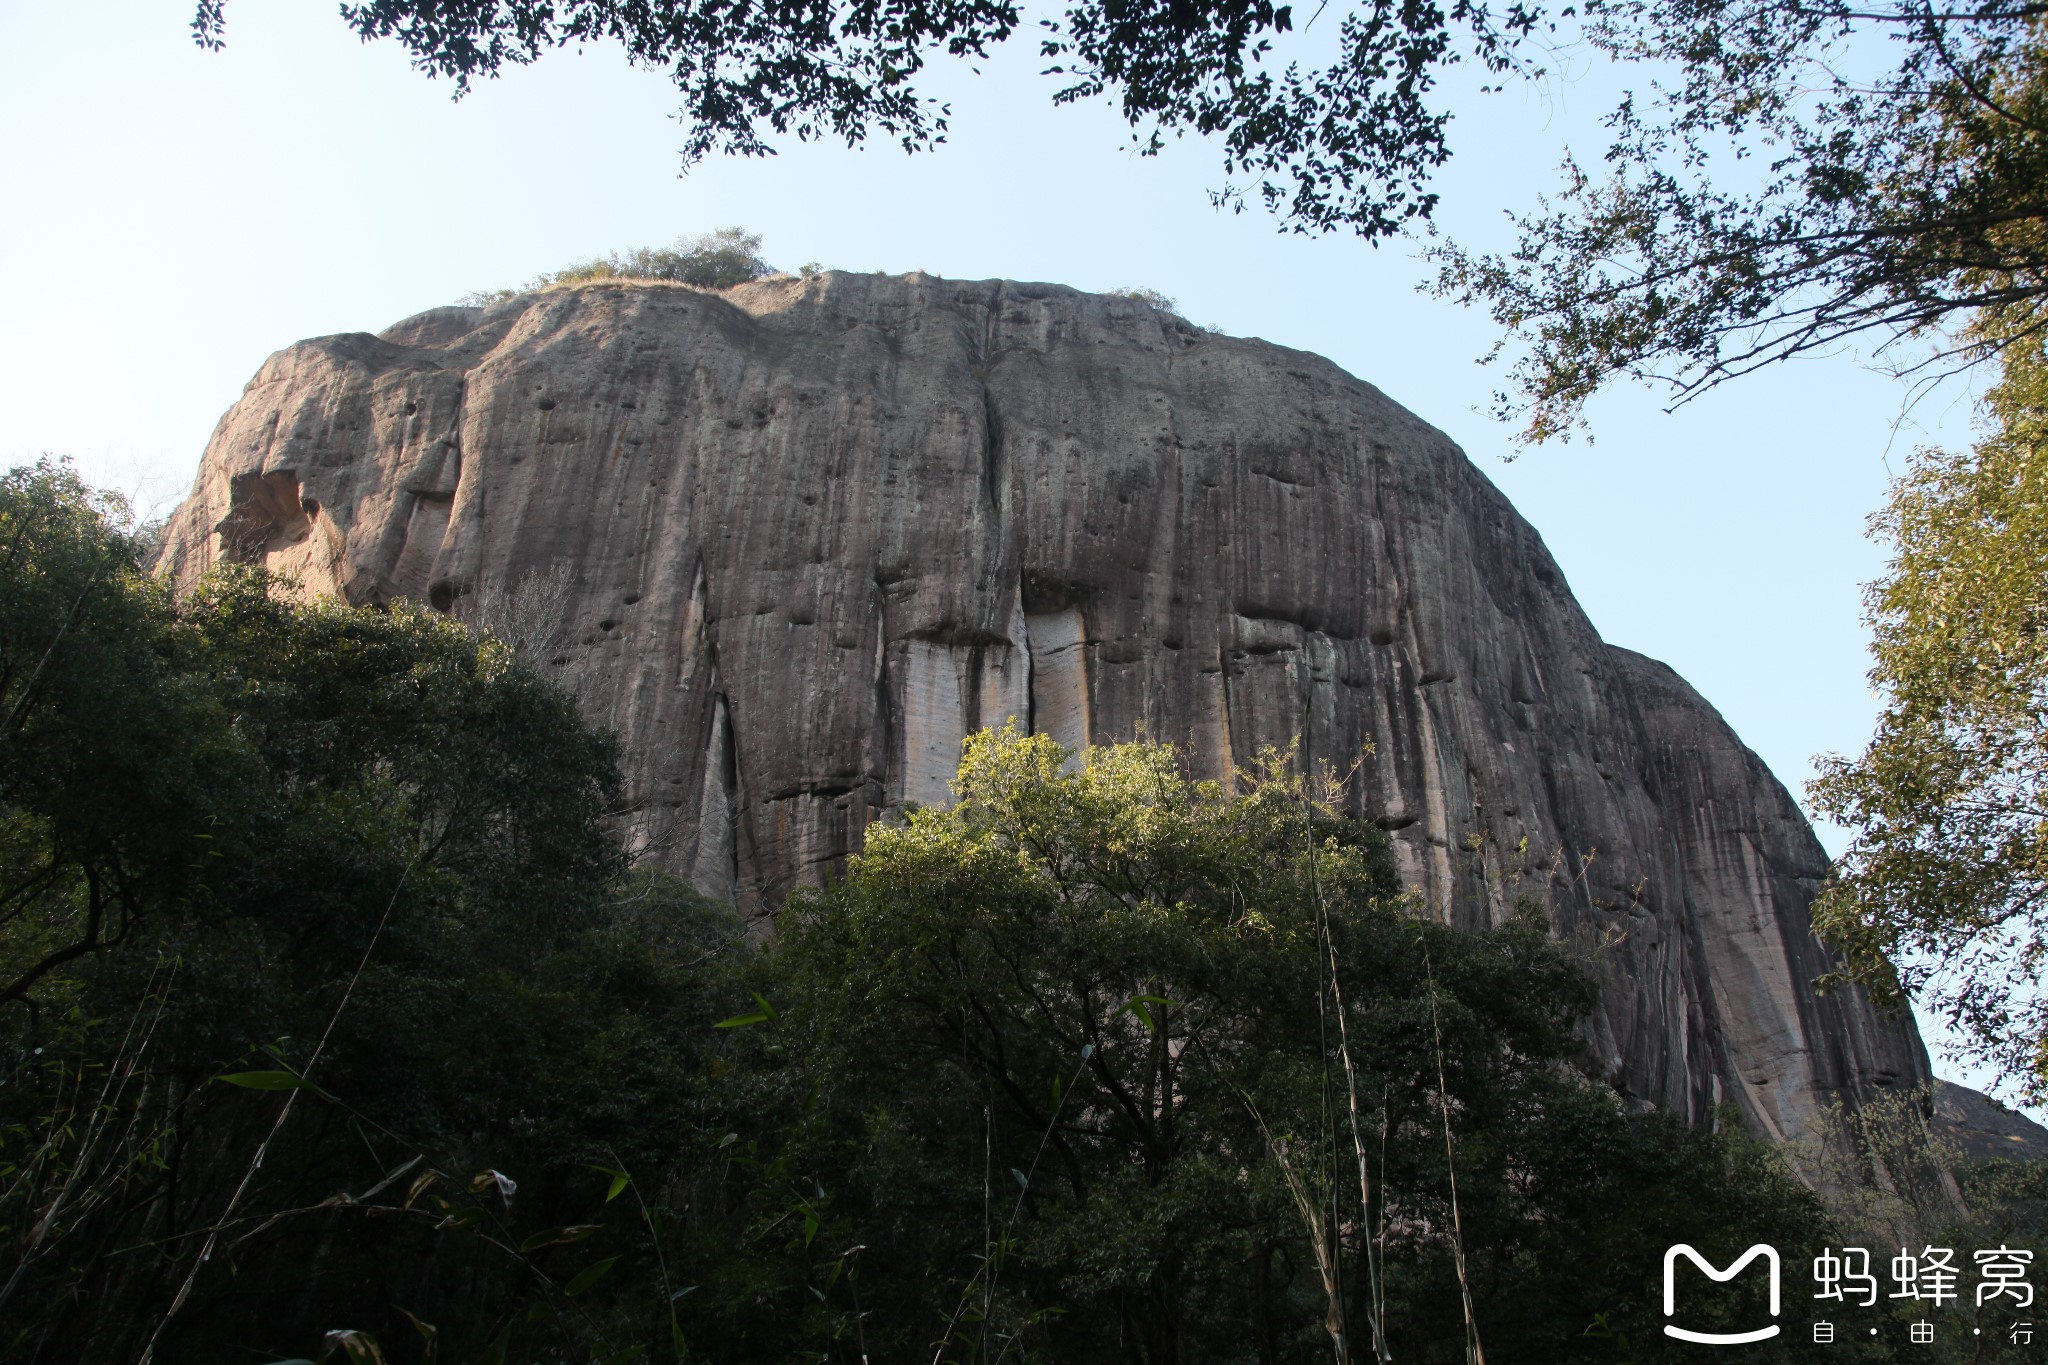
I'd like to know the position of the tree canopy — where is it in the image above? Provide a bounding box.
[731,727,1836,1363]
[191,0,2048,433]
[1433,2,2048,439]
[539,227,777,290]
[0,467,1842,1359]
[1811,317,2048,1103]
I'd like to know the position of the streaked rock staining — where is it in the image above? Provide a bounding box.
[159,271,1929,1138]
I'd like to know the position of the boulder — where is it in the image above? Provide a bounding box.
[157,271,1929,1136]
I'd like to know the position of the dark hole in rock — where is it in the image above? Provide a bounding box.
[598,619,617,632]
[537,398,556,411]
[214,469,313,564]
[622,593,641,605]
[301,498,320,518]
[403,402,418,416]
[429,582,455,612]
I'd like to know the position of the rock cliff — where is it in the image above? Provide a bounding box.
[158,271,1929,1137]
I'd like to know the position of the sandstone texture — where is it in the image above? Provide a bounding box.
[1931,1080,2048,1164]
[158,271,1929,1136]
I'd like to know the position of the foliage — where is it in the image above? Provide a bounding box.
[1107,287,1180,314]
[457,229,782,307]
[1433,5,2048,440]
[200,1,2048,433]
[1788,1087,2048,1362]
[724,727,1837,1363]
[0,474,1891,1360]
[195,0,1562,246]
[0,460,254,1015]
[1811,316,2048,1100]
[0,539,732,1361]
[537,228,776,291]
[1784,1088,1967,1250]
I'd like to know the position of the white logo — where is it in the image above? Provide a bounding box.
[1663,1244,1782,1344]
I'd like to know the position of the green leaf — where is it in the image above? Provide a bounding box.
[216,1069,310,1091]
[520,1224,601,1253]
[1119,995,1175,1030]
[478,1322,513,1365]
[397,1308,439,1365]
[434,1207,484,1231]
[322,1330,389,1365]
[716,992,782,1028]
[564,1255,620,1297]
[607,1172,629,1202]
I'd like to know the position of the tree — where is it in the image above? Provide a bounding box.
[193,1,2044,435]
[195,0,1559,245]
[0,460,258,1015]
[540,227,777,290]
[1433,2,2048,440]
[1810,315,2048,1103]
[720,727,1835,1363]
[0,542,731,1362]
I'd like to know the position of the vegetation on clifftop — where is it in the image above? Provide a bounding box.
[459,228,798,308]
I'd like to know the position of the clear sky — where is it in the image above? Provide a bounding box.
[2,0,2015,1106]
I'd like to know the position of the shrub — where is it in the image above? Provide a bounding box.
[1108,286,1179,314]
[540,227,775,291]
[456,229,786,306]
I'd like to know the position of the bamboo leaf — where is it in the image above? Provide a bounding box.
[564,1255,620,1296]
[520,1224,601,1253]
[1118,995,1176,1031]
[478,1322,513,1365]
[216,1069,310,1091]
[403,1168,442,1209]
[397,1309,439,1365]
[322,1329,389,1364]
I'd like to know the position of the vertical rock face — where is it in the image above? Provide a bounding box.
[158,271,1928,1136]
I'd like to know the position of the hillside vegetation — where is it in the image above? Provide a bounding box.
[0,461,2039,1362]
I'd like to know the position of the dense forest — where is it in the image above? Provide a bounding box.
[0,458,2041,1362]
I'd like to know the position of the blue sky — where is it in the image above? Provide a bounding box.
[2,0,2013,1105]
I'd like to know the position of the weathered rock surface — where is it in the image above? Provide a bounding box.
[158,271,1929,1137]
[1931,1080,2048,1164]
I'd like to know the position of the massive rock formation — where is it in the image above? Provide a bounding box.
[158,271,1928,1138]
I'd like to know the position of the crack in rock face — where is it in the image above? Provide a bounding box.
[156,270,1929,1138]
